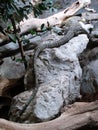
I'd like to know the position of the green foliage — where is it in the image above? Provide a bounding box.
[6,33,17,42]
[0,0,33,22]
[33,0,54,17]
[0,0,56,69]
[15,58,24,63]
[0,0,56,21]
[30,29,37,36]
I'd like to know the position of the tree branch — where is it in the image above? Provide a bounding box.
[0,101,98,130]
[19,0,91,35]
[0,0,91,45]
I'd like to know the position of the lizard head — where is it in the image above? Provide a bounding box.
[79,20,93,34]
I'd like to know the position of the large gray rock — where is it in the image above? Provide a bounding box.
[0,55,25,97]
[33,34,88,120]
[0,56,25,79]
[9,34,89,122]
[81,60,98,94]
[91,21,98,37]
[80,47,98,94]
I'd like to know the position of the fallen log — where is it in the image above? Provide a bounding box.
[0,101,98,130]
[19,0,91,34]
[0,0,91,44]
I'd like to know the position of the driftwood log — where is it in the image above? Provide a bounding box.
[0,101,98,130]
[0,0,91,44]
[0,0,94,59]
[19,0,91,34]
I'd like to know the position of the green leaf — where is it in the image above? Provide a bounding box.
[15,58,23,63]
[7,33,16,42]
[7,24,13,30]
[30,30,37,36]
[38,3,47,10]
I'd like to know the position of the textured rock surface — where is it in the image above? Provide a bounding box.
[0,57,25,79]
[9,91,33,122]
[0,56,25,97]
[88,60,98,92]
[80,47,98,94]
[91,21,98,37]
[9,34,89,122]
[33,34,88,120]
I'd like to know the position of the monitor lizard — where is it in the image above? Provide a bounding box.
[16,16,93,121]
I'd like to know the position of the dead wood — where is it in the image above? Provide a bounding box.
[19,0,91,35]
[31,0,42,5]
[0,0,94,59]
[0,0,91,45]
[0,101,98,130]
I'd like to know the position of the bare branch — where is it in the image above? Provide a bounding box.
[0,101,98,130]
[19,0,91,35]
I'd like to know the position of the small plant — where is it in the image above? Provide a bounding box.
[0,0,33,69]
[0,0,57,69]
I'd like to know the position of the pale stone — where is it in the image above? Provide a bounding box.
[0,57,25,79]
[33,34,89,120]
[9,34,89,122]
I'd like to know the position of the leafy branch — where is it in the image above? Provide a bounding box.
[0,0,56,69]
